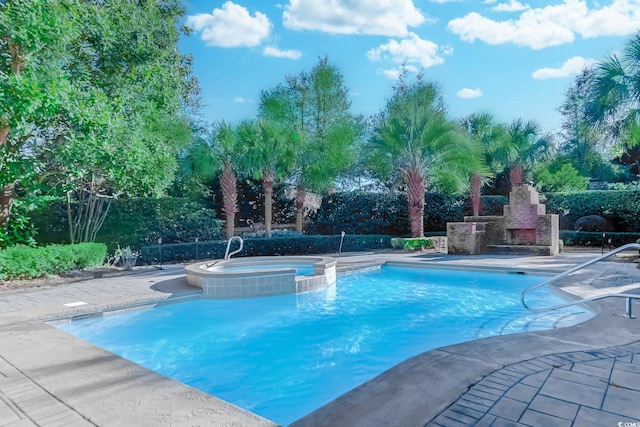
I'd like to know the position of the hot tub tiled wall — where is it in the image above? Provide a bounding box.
[185,256,337,299]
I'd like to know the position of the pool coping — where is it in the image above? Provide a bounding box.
[0,251,639,426]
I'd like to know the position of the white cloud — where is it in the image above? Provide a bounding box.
[263,46,302,59]
[381,68,402,80]
[457,88,483,98]
[379,65,420,80]
[187,2,271,48]
[283,0,426,37]
[367,33,445,68]
[532,56,597,79]
[234,97,254,103]
[448,0,640,50]
[492,0,529,12]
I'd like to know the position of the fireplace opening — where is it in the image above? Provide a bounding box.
[510,229,536,245]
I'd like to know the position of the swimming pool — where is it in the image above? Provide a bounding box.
[57,265,592,425]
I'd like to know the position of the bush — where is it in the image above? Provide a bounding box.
[31,197,222,251]
[574,215,614,232]
[141,234,392,264]
[308,192,409,235]
[308,191,509,235]
[390,237,433,250]
[545,191,640,231]
[0,243,107,280]
[560,231,640,247]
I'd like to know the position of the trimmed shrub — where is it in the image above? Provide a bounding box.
[545,191,640,231]
[30,197,222,251]
[141,234,392,264]
[309,190,640,235]
[480,196,509,216]
[308,192,409,235]
[0,243,107,280]
[560,231,640,247]
[574,215,614,232]
[390,237,433,250]
[308,191,509,235]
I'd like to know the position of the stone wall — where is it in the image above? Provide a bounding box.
[446,222,486,255]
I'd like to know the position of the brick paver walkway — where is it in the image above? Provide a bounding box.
[429,341,640,427]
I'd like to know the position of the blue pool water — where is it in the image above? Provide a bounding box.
[215,263,315,276]
[57,266,592,425]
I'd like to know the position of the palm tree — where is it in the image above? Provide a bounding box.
[180,122,243,239]
[459,113,505,215]
[368,79,484,237]
[504,118,554,185]
[236,117,296,238]
[589,31,640,148]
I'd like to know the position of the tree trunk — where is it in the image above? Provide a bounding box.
[0,125,9,147]
[262,170,275,238]
[0,183,16,229]
[225,213,236,239]
[263,172,274,238]
[405,169,425,238]
[220,163,238,239]
[470,173,482,217]
[510,164,524,186]
[67,189,114,243]
[295,188,305,233]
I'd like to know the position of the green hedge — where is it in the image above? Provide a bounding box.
[31,197,222,251]
[308,192,507,235]
[141,234,392,264]
[308,190,640,235]
[560,231,640,247]
[0,243,107,280]
[390,237,434,250]
[545,191,640,231]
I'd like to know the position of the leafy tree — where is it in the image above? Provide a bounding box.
[239,94,297,237]
[557,68,617,180]
[260,56,363,232]
[586,32,640,181]
[531,161,589,192]
[0,0,78,232]
[504,118,554,173]
[180,122,242,239]
[367,75,483,237]
[0,0,198,244]
[588,31,640,145]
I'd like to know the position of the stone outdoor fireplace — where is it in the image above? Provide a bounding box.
[447,184,559,255]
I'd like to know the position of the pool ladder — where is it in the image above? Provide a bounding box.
[224,236,243,260]
[520,243,640,318]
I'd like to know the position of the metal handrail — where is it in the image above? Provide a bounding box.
[224,236,244,260]
[521,293,639,318]
[520,243,640,310]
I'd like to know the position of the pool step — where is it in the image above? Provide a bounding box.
[336,260,383,274]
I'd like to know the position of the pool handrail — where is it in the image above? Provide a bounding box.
[224,236,244,260]
[520,243,640,311]
[519,292,639,318]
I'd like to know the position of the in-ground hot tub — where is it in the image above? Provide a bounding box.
[185,256,337,299]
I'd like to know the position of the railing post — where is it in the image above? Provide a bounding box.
[625,297,636,319]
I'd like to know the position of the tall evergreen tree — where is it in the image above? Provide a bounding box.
[260,56,363,232]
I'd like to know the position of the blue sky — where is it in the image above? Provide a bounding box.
[179,0,640,133]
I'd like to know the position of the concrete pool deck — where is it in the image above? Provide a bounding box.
[0,249,639,426]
